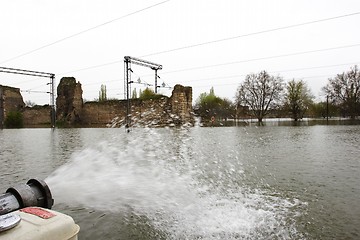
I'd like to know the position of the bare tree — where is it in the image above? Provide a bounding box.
[284,79,314,121]
[323,65,360,119]
[236,70,284,122]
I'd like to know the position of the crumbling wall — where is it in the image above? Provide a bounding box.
[0,85,25,115]
[81,100,126,126]
[56,77,83,124]
[1,78,194,128]
[81,98,171,127]
[55,78,194,127]
[0,85,55,127]
[0,85,25,127]
[169,84,193,124]
[130,98,170,127]
[22,105,52,126]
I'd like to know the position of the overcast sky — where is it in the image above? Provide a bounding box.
[1,0,360,105]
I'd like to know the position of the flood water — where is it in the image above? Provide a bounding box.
[0,125,359,239]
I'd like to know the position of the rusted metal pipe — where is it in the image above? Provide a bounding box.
[0,179,53,215]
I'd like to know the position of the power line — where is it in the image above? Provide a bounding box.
[160,44,360,75]
[0,0,171,64]
[181,71,348,86]
[140,11,360,58]
[59,42,360,78]
[5,53,358,95]
[165,61,360,84]
[56,11,360,76]
[268,62,360,75]
[4,8,359,101]
[56,61,360,92]
[21,90,50,94]
[193,74,336,90]
[81,78,123,87]
[45,62,360,99]
[58,60,123,76]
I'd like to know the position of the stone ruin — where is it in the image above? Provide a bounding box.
[55,77,194,127]
[0,85,53,127]
[1,77,194,128]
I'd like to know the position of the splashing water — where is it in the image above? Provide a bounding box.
[46,129,303,239]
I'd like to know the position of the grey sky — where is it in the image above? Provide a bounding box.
[1,0,360,105]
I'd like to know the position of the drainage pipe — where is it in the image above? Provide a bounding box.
[0,179,53,215]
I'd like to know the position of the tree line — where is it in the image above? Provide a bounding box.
[194,65,360,124]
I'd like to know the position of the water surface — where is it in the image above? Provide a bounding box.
[0,126,359,239]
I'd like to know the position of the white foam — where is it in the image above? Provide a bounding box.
[46,129,302,239]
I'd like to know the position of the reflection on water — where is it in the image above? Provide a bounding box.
[0,125,359,239]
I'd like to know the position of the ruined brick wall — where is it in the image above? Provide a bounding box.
[81,100,126,126]
[0,77,193,127]
[56,77,83,124]
[23,106,52,126]
[0,85,25,127]
[0,85,55,127]
[130,98,170,127]
[55,78,194,127]
[81,98,169,127]
[0,85,25,116]
[1,79,194,128]
[169,84,193,124]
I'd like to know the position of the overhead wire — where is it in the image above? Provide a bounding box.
[3,53,359,100]
[76,61,360,88]
[81,78,123,87]
[56,12,360,76]
[58,42,360,78]
[21,90,49,94]
[193,74,338,90]
[139,11,360,58]
[0,0,171,64]
[75,59,360,100]
[165,61,360,84]
[3,7,360,102]
[168,61,360,96]
[159,44,360,75]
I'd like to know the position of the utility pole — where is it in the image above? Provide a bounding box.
[124,58,131,129]
[50,74,56,128]
[154,68,158,93]
[123,56,162,129]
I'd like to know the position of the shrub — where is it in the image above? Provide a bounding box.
[139,87,165,100]
[4,111,24,128]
